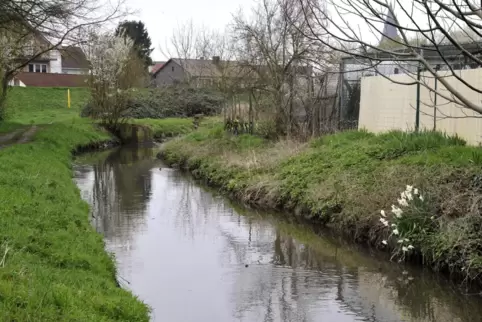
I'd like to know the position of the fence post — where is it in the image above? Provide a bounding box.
[433,65,440,131]
[433,76,438,131]
[415,66,421,132]
[338,59,345,130]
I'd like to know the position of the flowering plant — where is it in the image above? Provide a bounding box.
[379,185,434,261]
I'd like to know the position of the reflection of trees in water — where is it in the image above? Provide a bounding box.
[166,172,482,322]
[78,146,158,243]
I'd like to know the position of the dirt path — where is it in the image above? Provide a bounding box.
[0,126,38,150]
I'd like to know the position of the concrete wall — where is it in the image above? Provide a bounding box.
[359,69,482,145]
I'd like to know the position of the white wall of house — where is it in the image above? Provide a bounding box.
[49,50,62,73]
[8,79,26,87]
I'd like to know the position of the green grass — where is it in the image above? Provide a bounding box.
[0,88,150,320]
[5,87,89,125]
[2,86,211,139]
[0,123,149,320]
[161,128,482,282]
[133,116,222,140]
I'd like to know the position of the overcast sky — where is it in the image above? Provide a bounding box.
[126,0,452,62]
[127,0,250,61]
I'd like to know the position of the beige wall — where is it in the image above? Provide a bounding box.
[359,69,482,145]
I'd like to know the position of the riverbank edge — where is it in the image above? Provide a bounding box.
[0,122,150,321]
[157,132,482,286]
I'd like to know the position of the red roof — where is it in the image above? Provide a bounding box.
[15,72,88,87]
[150,62,165,74]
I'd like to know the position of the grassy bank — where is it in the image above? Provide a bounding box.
[0,87,157,320]
[161,125,482,282]
[4,87,208,139]
[0,122,149,320]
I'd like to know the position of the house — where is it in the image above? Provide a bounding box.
[152,57,228,87]
[9,30,90,87]
[148,61,166,75]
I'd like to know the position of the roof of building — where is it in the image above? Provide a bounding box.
[150,62,166,74]
[342,41,482,64]
[15,72,88,87]
[61,46,89,69]
[154,57,313,81]
[173,58,221,77]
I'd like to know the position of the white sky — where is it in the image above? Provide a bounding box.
[125,0,459,62]
[127,0,250,61]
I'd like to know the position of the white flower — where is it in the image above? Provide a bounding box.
[382,240,388,245]
[419,195,424,201]
[400,192,407,200]
[405,192,413,201]
[402,246,408,252]
[408,245,414,250]
[379,218,389,226]
[414,188,419,195]
[404,238,410,242]
[406,185,413,193]
[398,198,409,207]
[392,229,399,235]
[380,210,386,217]
[430,216,435,220]
[391,224,397,228]
[398,239,404,244]
[391,205,403,218]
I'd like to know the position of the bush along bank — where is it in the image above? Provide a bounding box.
[0,122,149,321]
[160,125,482,284]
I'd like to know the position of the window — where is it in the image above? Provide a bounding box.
[394,68,399,74]
[172,66,175,72]
[28,63,48,73]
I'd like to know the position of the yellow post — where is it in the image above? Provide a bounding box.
[67,89,71,108]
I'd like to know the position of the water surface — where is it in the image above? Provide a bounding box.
[74,145,482,322]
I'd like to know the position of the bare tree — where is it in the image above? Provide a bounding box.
[296,0,482,115]
[160,20,237,86]
[232,0,326,136]
[0,0,129,119]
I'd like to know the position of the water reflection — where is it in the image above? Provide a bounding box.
[74,146,482,322]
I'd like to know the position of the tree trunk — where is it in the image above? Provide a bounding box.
[0,76,10,121]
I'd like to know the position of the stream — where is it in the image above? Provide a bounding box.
[74,144,482,322]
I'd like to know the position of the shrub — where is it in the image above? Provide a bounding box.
[82,85,224,120]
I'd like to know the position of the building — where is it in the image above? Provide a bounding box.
[19,45,89,75]
[148,61,166,75]
[9,31,90,87]
[152,57,229,87]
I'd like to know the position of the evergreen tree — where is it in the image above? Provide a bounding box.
[115,20,153,68]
